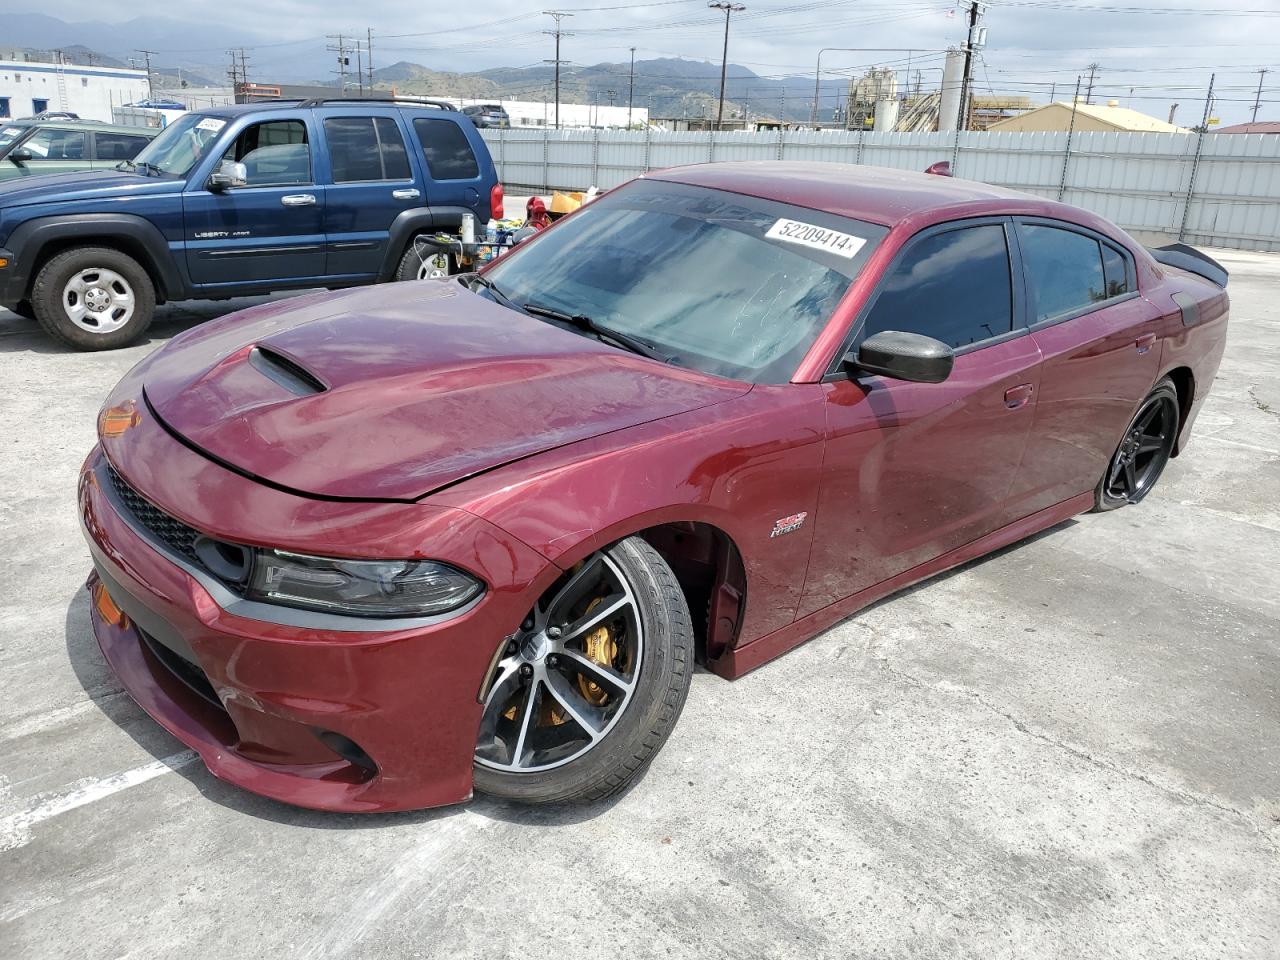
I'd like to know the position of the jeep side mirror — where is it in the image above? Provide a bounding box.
[208,160,247,192]
[7,148,32,165]
[844,330,954,383]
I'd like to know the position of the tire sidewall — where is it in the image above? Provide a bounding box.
[32,246,155,351]
[396,241,452,282]
[1095,378,1181,511]
[472,537,693,804]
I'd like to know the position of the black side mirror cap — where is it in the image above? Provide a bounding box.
[7,148,32,164]
[846,330,955,384]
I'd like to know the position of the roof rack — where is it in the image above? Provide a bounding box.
[294,97,457,111]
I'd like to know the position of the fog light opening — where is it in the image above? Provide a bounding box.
[313,729,378,775]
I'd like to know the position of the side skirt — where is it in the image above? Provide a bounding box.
[707,491,1094,680]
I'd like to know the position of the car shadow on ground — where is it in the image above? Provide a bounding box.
[63,585,635,830]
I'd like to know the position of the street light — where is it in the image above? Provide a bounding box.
[709,2,745,131]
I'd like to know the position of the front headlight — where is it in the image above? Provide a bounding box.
[247,549,483,618]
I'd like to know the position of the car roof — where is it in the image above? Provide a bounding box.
[649,160,1044,228]
[193,100,466,119]
[4,119,152,135]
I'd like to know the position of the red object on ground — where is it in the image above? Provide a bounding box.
[525,196,550,229]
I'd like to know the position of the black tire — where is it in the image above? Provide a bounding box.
[473,536,694,805]
[1093,377,1180,512]
[31,246,155,351]
[395,239,452,282]
[10,300,36,321]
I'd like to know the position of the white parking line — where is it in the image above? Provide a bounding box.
[0,750,198,852]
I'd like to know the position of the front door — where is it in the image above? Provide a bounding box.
[799,219,1042,617]
[1,125,89,180]
[183,116,326,289]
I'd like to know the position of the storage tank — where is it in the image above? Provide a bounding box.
[938,47,965,132]
[874,97,900,132]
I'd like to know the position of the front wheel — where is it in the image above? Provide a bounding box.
[473,537,694,805]
[1094,378,1180,511]
[30,246,155,350]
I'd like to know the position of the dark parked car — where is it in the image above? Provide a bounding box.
[461,103,510,128]
[0,98,502,349]
[80,162,1227,813]
[0,119,153,183]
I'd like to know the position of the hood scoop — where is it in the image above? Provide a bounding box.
[248,345,327,397]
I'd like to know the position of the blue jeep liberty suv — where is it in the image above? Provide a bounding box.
[0,97,503,350]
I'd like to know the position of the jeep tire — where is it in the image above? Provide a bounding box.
[31,246,156,351]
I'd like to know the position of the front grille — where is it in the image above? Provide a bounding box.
[106,462,202,564]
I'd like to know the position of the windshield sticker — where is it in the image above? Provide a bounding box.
[195,117,226,133]
[765,218,866,259]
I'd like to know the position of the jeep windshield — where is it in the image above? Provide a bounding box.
[478,178,887,383]
[126,113,227,178]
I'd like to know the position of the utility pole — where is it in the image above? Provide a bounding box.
[135,49,157,99]
[1084,62,1099,104]
[327,35,351,92]
[956,1,981,131]
[543,10,574,129]
[356,41,364,96]
[1252,68,1269,123]
[606,89,617,108]
[627,47,636,129]
[367,29,375,92]
[709,1,745,131]
[226,48,250,99]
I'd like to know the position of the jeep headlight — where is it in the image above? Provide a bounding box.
[247,550,483,618]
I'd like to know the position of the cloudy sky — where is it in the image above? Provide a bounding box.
[12,0,1280,125]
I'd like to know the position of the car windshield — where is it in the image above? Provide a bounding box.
[127,113,228,177]
[0,125,27,153]
[480,179,886,382]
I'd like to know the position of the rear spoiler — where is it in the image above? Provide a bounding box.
[1148,243,1228,288]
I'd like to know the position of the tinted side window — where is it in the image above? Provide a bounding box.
[1020,224,1107,322]
[1102,243,1131,298]
[325,116,411,182]
[94,133,149,161]
[221,120,310,186]
[413,118,480,180]
[863,224,1013,349]
[21,127,86,160]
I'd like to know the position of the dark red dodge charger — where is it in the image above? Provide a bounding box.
[80,162,1229,812]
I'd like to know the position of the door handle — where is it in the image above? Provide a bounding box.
[280,194,316,207]
[1004,383,1034,409]
[392,188,421,201]
[1135,332,1156,354]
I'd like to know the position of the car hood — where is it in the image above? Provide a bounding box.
[139,281,750,501]
[0,169,181,207]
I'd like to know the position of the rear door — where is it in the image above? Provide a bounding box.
[317,110,420,280]
[799,219,1043,617]
[182,115,326,288]
[410,115,489,220]
[1013,219,1160,514]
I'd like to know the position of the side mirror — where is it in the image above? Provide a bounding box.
[208,160,247,192]
[846,330,954,383]
[924,160,952,177]
[8,148,33,165]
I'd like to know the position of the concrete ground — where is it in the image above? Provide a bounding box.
[1,252,1277,960]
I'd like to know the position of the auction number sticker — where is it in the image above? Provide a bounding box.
[765,218,866,259]
[195,117,226,133]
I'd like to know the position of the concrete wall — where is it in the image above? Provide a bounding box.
[0,60,150,122]
[481,126,1280,251]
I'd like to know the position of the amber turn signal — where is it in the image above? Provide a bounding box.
[93,580,129,629]
[99,401,140,438]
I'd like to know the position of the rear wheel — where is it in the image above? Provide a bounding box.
[31,246,155,350]
[1094,378,1180,511]
[395,238,452,281]
[473,537,693,804]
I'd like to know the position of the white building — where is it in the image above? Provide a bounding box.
[441,97,649,129]
[0,59,150,123]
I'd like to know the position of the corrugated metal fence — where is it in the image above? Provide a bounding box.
[480,128,1280,252]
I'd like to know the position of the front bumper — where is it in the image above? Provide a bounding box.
[79,438,556,813]
[0,246,23,308]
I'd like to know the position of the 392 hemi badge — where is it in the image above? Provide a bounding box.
[770,512,808,538]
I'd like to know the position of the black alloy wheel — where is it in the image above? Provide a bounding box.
[1095,378,1180,511]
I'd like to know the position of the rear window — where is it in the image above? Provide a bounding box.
[413,118,479,181]
[324,116,411,182]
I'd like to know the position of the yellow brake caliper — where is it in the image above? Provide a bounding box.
[505,597,618,726]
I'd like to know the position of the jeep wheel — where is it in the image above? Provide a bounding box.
[396,239,452,281]
[31,246,155,351]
